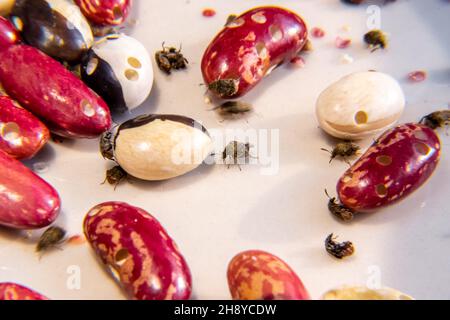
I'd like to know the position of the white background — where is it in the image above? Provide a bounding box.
[0,0,449,300]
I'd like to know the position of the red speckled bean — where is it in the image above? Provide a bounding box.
[228,250,310,300]
[0,95,49,159]
[84,202,192,300]
[338,123,441,212]
[75,0,132,26]
[0,16,20,49]
[0,150,60,229]
[0,45,111,139]
[0,283,48,300]
[201,6,308,99]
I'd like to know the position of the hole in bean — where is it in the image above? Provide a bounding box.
[227,18,245,28]
[355,111,368,124]
[113,6,123,20]
[125,69,139,81]
[376,155,392,166]
[1,122,20,142]
[414,142,430,155]
[115,249,129,266]
[81,100,95,117]
[414,130,428,141]
[376,184,388,197]
[128,57,142,69]
[255,42,268,59]
[269,25,283,42]
[251,12,266,24]
[86,57,99,75]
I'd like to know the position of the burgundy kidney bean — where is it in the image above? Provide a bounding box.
[0,45,111,138]
[84,202,192,300]
[0,283,48,300]
[337,123,441,212]
[0,95,49,159]
[201,6,308,99]
[0,150,60,229]
[75,0,132,26]
[0,16,20,49]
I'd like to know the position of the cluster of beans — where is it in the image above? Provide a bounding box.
[0,1,445,300]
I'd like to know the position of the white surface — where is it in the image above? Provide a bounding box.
[0,0,449,300]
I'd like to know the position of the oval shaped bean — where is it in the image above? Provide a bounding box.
[101,114,212,181]
[11,0,94,62]
[0,16,20,48]
[323,286,413,300]
[0,95,49,159]
[337,123,440,212]
[201,6,308,99]
[0,150,60,229]
[0,44,112,138]
[316,71,405,140]
[0,283,48,300]
[75,0,132,26]
[84,202,192,300]
[228,250,310,300]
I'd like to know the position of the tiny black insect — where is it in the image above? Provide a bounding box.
[321,141,360,164]
[102,165,128,190]
[214,101,253,116]
[420,110,450,130]
[325,233,355,259]
[155,43,188,75]
[325,189,355,222]
[208,79,240,99]
[36,226,66,253]
[364,29,388,52]
[225,14,238,26]
[222,141,254,170]
[100,130,115,161]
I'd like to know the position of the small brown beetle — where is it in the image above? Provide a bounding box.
[364,30,388,52]
[208,79,240,99]
[222,141,254,170]
[36,226,66,253]
[155,43,189,75]
[102,166,128,190]
[214,101,253,116]
[420,110,450,131]
[325,233,355,260]
[321,141,360,164]
[325,189,355,222]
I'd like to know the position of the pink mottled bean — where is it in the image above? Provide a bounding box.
[84,202,192,300]
[75,0,132,26]
[0,150,60,229]
[337,123,441,212]
[0,95,49,159]
[201,6,308,99]
[0,45,111,139]
[0,283,48,300]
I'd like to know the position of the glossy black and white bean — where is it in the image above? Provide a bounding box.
[108,114,213,181]
[81,34,153,113]
[11,0,94,62]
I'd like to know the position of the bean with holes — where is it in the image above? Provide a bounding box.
[0,45,111,138]
[84,202,192,300]
[228,250,310,300]
[0,283,48,300]
[0,16,20,48]
[316,71,405,140]
[0,150,60,229]
[0,95,49,159]
[337,123,440,212]
[201,6,308,99]
[75,0,132,26]
[81,34,153,114]
[10,0,93,62]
